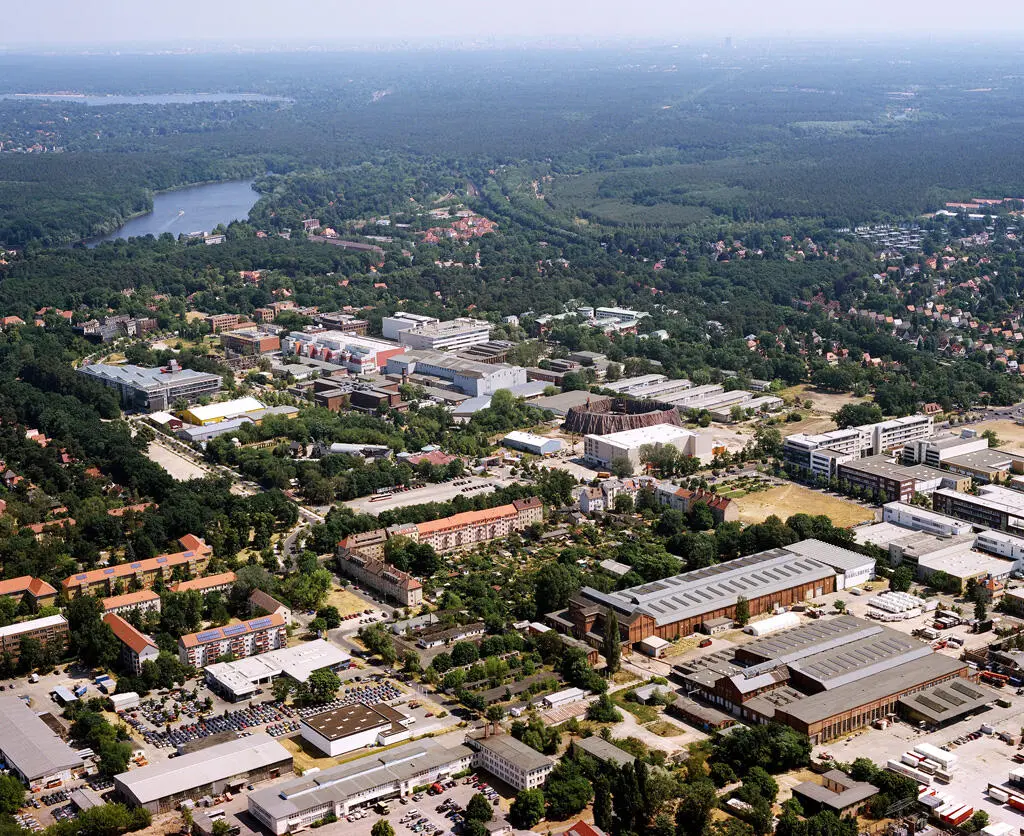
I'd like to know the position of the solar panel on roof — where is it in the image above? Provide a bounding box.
[76,574,87,580]
[196,630,222,643]
[103,568,115,575]
[183,551,194,557]
[222,624,247,637]
[130,563,141,569]
[156,557,167,564]
[249,618,273,630]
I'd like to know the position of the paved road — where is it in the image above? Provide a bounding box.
[342,476,512,516]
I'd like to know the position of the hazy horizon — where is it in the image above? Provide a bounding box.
[5,0,1024,49]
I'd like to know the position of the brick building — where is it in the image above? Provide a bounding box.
[0,615,69,664]
[335,552,424,608]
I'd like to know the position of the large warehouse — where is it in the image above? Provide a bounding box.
[583,424,713,468]
[551,539,873,644]
[204,640,351,701]
[248,741,474,834]
[0,695,84,785]
[673,615,973,744]
[300,703,412,756]
[115,733,292,813]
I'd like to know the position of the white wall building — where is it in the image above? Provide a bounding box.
[300,704,412,757]
[385,350,526,397]
[395,318,492,352]
[883,502,974,536]
[382,312,439,341]
[584,424,713,468]
[465,734,554,791]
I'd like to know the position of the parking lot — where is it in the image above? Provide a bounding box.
[817,695,1024,822]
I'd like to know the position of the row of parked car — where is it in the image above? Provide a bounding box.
[123,702,290,748]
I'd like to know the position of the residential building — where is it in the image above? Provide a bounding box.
[577,486,605,514]
[0,615,68,664]
[0,576,57,608]
[464,733,554,790]
[334,551,424,607]
[103,613,159,675]
[249,589,292,624]
[300,703,412,757]
[283,331,405,375]
[204,640,351,702]
[62,535,211,597]
[114,733,292,813]
[385,350,527,397]
[102,589,162,617]
[78,361,222,412]
[653,483,739,524]
[168,571,237,596]
[178,614,287,667]
[394,317,492,352]
[0,695,84,785]
[392,497,543,553]
[553,540,867,644]
[248,741,473,833]
[583,424,714,468]
[502,431,563,457]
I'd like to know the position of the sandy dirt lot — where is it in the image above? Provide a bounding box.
[734,484,876,526]
[782,384,872,414]
[145,440,208,480]
[325,587,374,617]
[973,419,1024,451]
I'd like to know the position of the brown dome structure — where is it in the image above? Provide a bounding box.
[561,396,681,436]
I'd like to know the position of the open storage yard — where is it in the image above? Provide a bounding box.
[733,483,876,526]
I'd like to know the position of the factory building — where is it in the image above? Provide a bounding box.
[502,431,563,457]
[583,424,713,468]
[0,695,84,785]
[385,350,527,397]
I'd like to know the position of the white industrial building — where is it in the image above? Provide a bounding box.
[0,695,84,785]
[300,703,413,757]
[248,741,475,833]
[283,331,405,375]
[883,502,974,536]
[393,317,492,352]
[204,640,351,701]
[975,530,1024,568]
[381,312,439,341]
[539,687,586,709]
[385,350,527,397]
[502,431,563,456]
[583,424,713,468]
[786,539,876,589]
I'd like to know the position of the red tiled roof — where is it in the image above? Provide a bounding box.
[0,576,56,598]
[561,823,608,836]
[169,571,236,594]
[102,612,157,655]
[102,589,161,611]
[62,535,210,591]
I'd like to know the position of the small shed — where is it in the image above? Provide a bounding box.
[638,635,670,658]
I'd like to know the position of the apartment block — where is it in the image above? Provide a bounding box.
[0,576,58,609]
[102,589,162,617]
[220,327,281,356]
[178,614,287,667]
[0,615,68,664]
[103,613,159,675]
[391,497,543,553]
[62,535,211,597]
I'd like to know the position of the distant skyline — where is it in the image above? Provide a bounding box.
[4,0,1024,49]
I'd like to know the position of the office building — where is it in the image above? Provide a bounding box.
[784,415,935,475]
[882,502,973,536]
[103,613,159,675]
[673,615,969,744]
[219,327,281,356]
[583,424,713,468]
[178,614,287,667]
[283,331,405,375]
[115,733,292,813]
[102,589,162,617]
[204,640,351,702]
[300,703,412,757]
[381,312,438,341]
[553,540,868,644]
[79,361,222,412]
[394,317,492,352]
[464,733,554,790]
[836,456,967,503]
[248,741,473,834]
[314,312,369,335]
[903,432,989,467]
[62,534,211,597]
[934,484,1024,534]
[0,576,57,608]
[0,615,68,665]
[783,430,865,475]
[386,350,527,397]
[0,695,84,785]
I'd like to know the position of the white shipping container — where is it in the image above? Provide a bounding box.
[914,743,958,769]
[987,788,1009,803]
[902,752,923,767]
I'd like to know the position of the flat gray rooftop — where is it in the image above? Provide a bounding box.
[80,363,220,391]
[574,736,635,767]
[897,677,997,724]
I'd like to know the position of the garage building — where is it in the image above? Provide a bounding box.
[502,431,563,456]
[300,703,412,757]
[114,733,292,813]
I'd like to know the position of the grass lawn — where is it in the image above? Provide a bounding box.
[645,720,683,737]
[613,693,659,723]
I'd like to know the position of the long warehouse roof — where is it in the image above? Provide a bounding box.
[0,695,83,781]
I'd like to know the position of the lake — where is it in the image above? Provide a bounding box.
[1,92,288,106]
[90,180,260,245]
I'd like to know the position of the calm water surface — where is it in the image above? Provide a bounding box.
[90,180,260,245]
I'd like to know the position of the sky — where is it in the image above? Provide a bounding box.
[5,0,1024,47]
